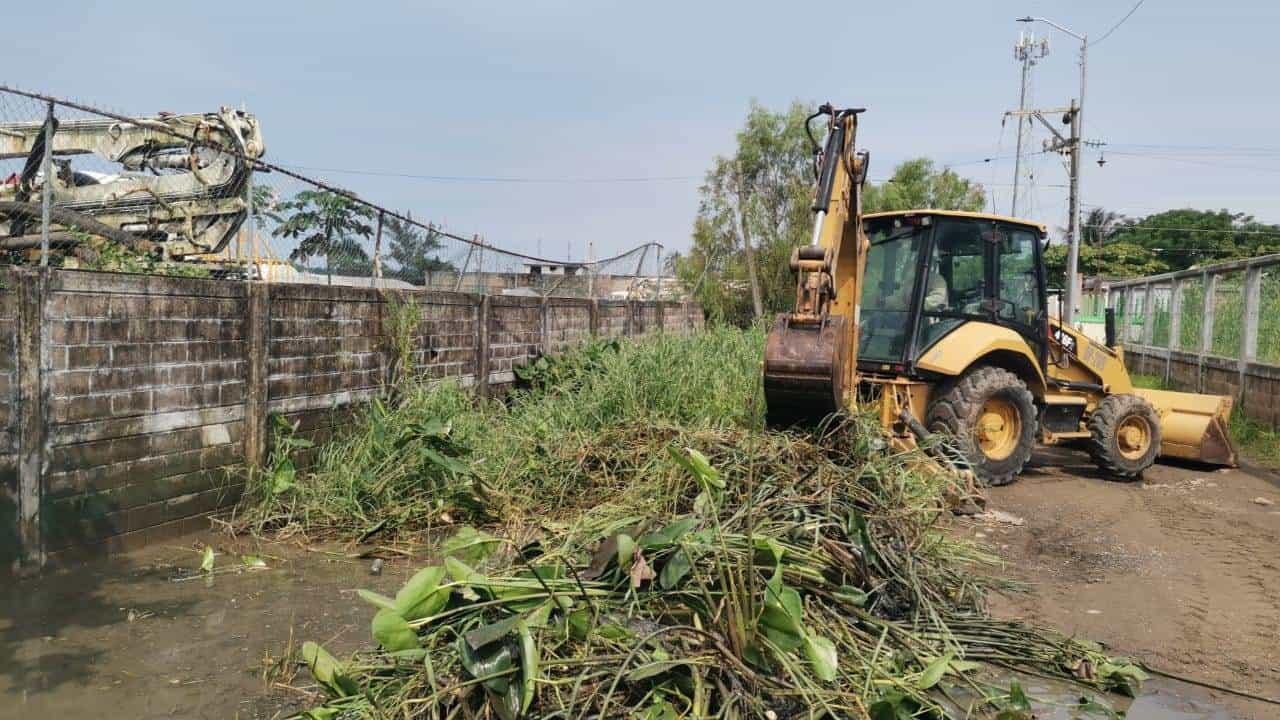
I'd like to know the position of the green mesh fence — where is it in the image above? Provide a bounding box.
[1178,278,1204,352]
[1211,273,1244,359]
[1150,285,1171,347]
[1260,269,1280,364]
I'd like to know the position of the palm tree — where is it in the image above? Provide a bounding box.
[1082,207,1126,247]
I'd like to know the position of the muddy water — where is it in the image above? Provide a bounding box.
[0,531,1249,719]
[0,532,418,719]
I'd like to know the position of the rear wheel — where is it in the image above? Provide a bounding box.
[927,366,1037,486]
[1087,394,1161,480]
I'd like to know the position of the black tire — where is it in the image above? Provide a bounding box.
[927,366,1037,487]
[1087,394,1161,480]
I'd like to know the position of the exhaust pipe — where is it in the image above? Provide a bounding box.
[1104,307,1117,348]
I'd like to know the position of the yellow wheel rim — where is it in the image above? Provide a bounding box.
[976,398,1021,462]
[1117,414,1153,460]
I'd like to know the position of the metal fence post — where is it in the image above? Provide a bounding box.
[243,165,254,281]
[39,102,55,268]
[1167,278,1182,383]
[371,210,384,287]
[1199,271,1216,393]
[1140,283,1154,374]
[1240,264,1262,402]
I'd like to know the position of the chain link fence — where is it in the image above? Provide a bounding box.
[0,86,673,300]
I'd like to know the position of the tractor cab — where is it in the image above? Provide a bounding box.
[858,210,1049,376]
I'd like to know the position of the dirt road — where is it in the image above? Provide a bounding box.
[972,447,1280,719]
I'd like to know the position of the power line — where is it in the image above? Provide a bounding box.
[1104,151,1280,174]
[276,164,702,184]
[1089,0,1147,47]
[1085,224,1280,237]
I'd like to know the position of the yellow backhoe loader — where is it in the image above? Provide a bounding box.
[763,104,1236,485]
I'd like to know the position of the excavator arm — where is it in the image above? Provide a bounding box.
[763,105,869,426]
[0,107,264,258]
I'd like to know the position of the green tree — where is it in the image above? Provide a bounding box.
[862,158,985,213]
[677,101,814,324]
[273,189,375,284]
[1110,208,1280,269]
[385,212,454,285]
[1043,242,1169,289]
[677,104,990,325]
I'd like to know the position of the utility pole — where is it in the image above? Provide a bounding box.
[1011,32,1049,217]
[1064,99,1082,325]
[1018,15,1087,324]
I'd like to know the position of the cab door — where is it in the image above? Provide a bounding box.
[991,222,1048,366]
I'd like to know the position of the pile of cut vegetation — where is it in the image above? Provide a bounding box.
[239,327,1144,719]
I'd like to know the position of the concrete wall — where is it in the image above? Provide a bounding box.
[1,268,703,570]
[1124,345,1280,430]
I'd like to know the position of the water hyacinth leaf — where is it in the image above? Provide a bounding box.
[658,546,693,589]
[516,619,538,713]
[804,635,839,682]
[421,446,469,476]
[638,517,698,550]
[616,533,635,569]
[752,537,785,566]
[444,557,485,599]
[567,608,591,640]
[271,462,296,495]
[200,546,215,573]
[465,613,523,650]
[1098,661,1149,696]
[372,608,420,652]
[457,637,520,720]
[833,585,868,607]
[667,446,724,490]
[916,651,952,689]
[1008,680,1031,710]
[524,601,553,629]
[395,565,451,621]
[355,589,399,613]
[301,641,359,697]
[441,526,501,565]
[640,699,678,720]
[868,690,918,720]
[626,659,695,683]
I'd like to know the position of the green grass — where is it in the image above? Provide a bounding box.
[258,325,1149,719]
[239,325,769,538]
[1129,372,1280,467]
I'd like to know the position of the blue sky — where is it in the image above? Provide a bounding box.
[7,1,1279,262]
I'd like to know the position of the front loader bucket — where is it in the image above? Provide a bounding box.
[763,314,848,427]
[1134,387,1238,467]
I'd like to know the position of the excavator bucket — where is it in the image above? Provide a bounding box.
[763,314,849,427]
[1134,387,1238,467]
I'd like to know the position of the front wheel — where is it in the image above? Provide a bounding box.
[1087,394,1161,480]
[927,366,1037,487]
